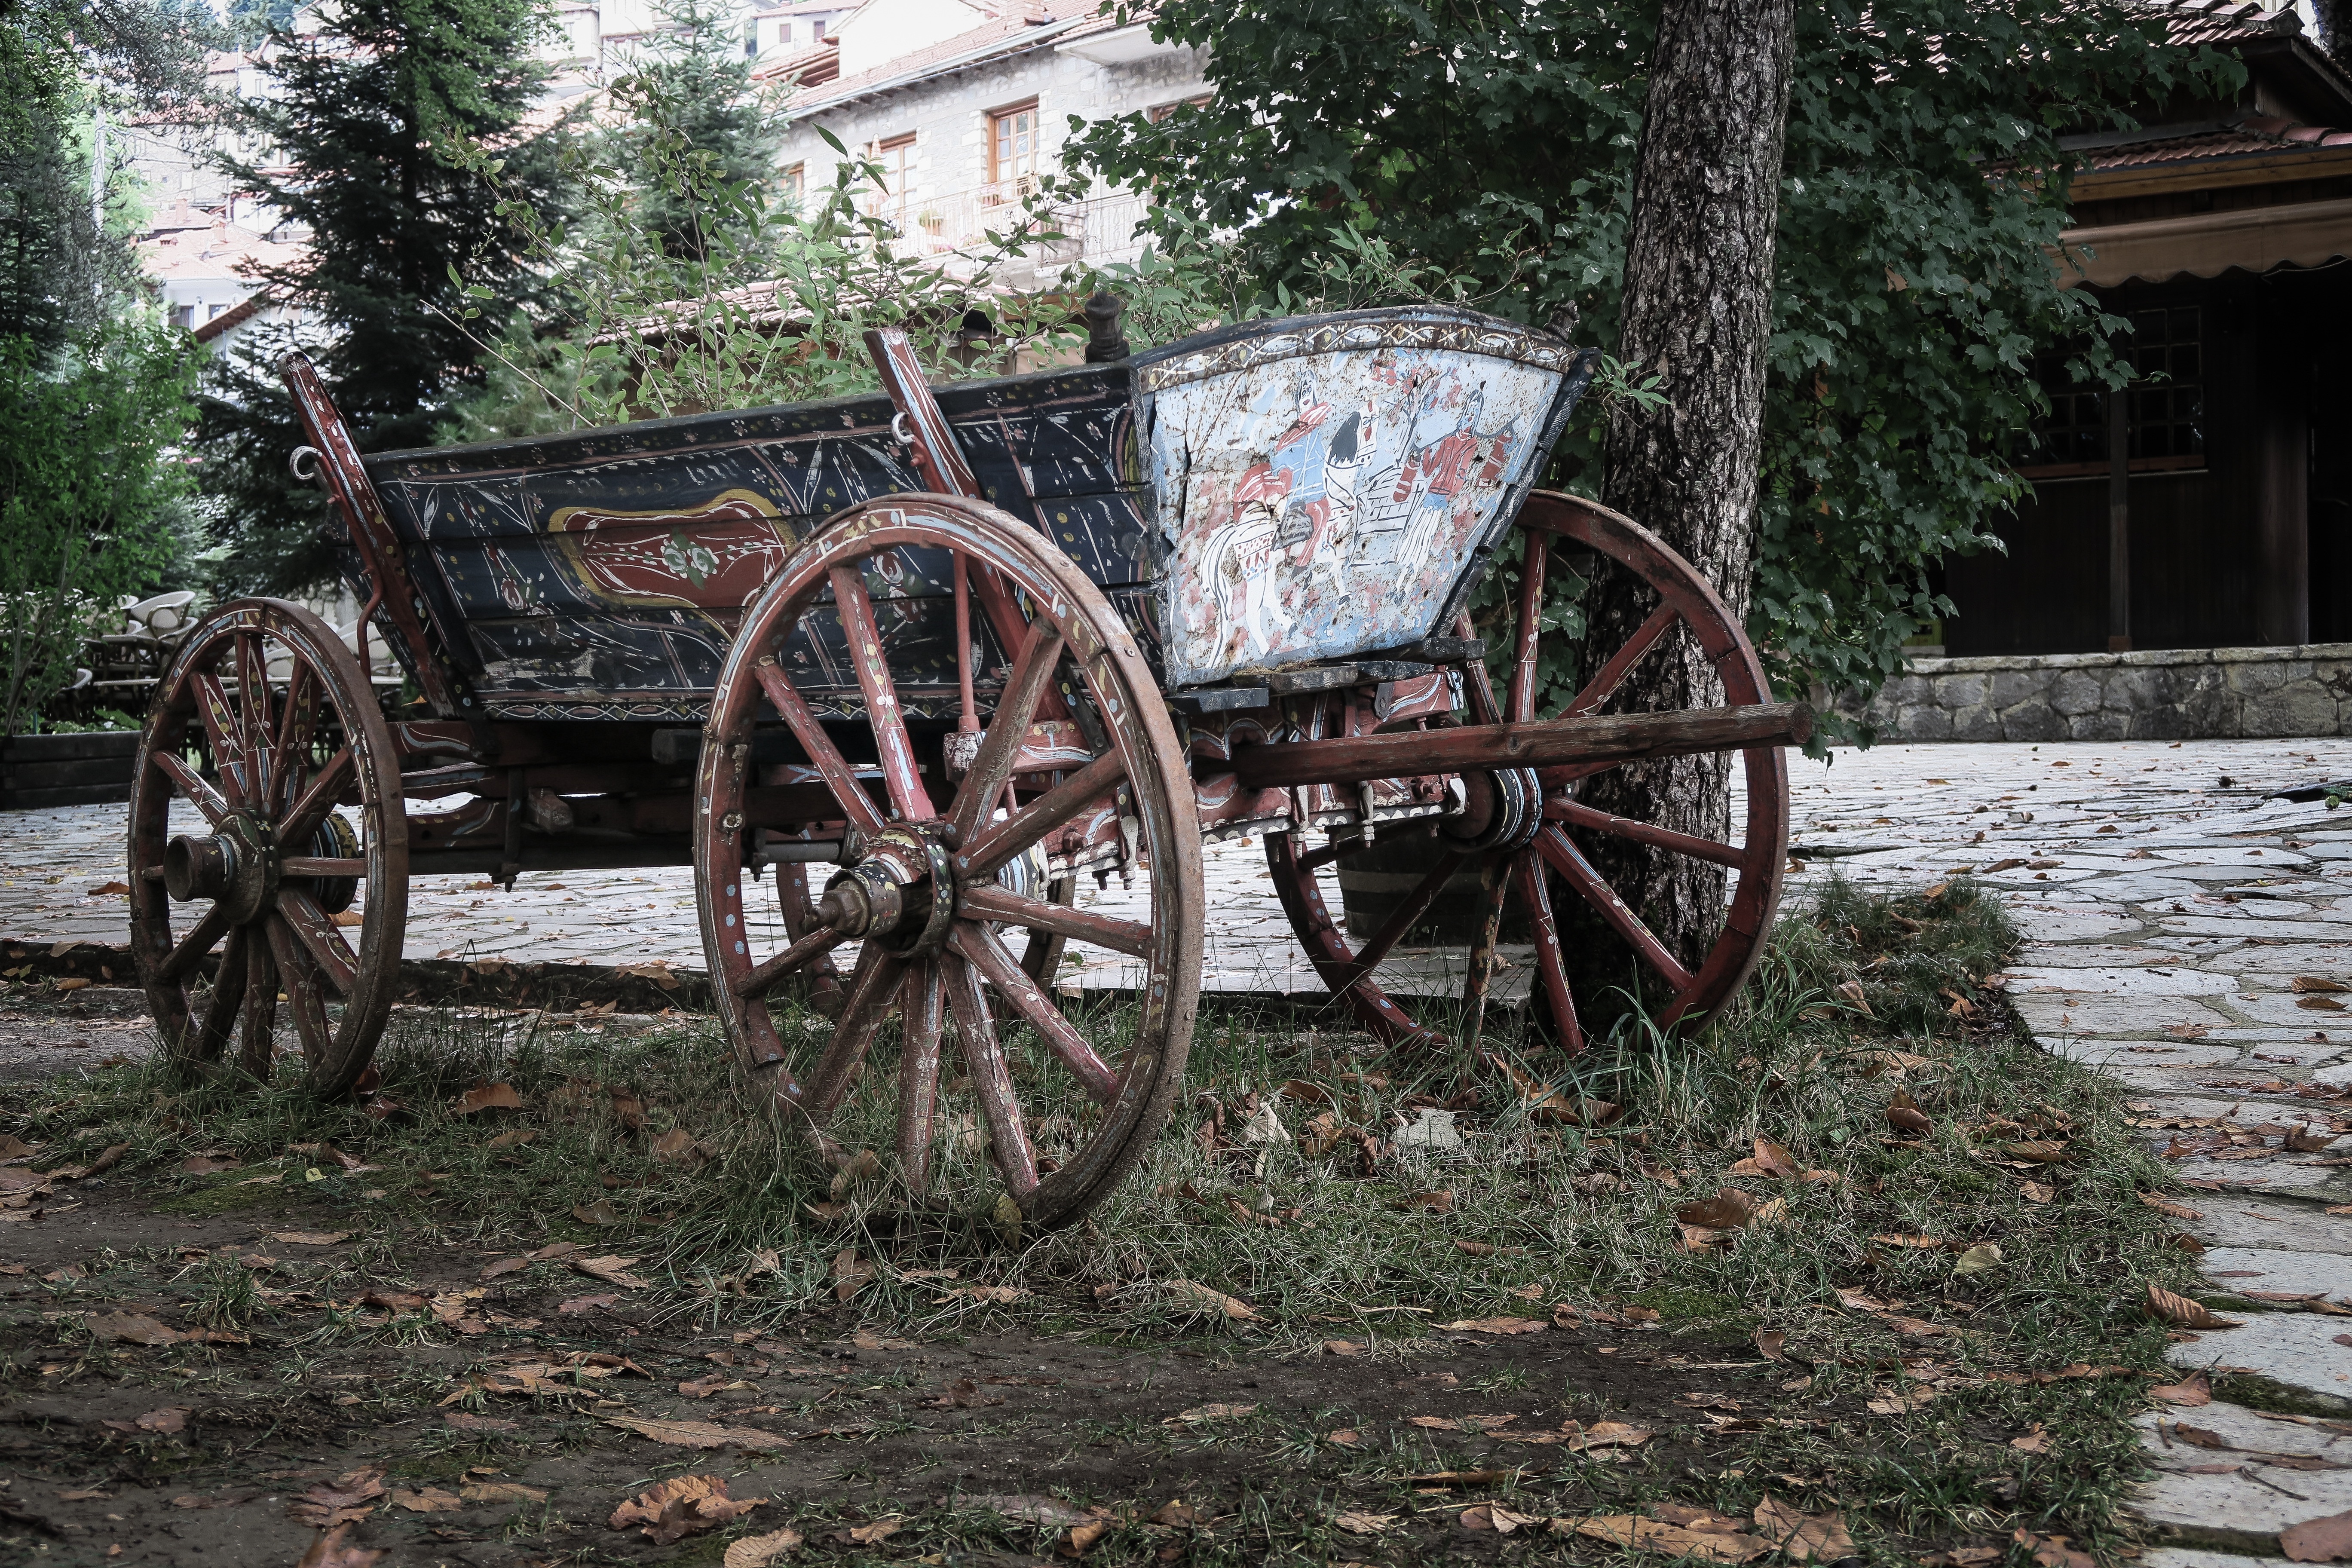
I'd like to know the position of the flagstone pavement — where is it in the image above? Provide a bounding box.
[6,735,2352,1560]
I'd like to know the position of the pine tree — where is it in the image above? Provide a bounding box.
[605,0,787,260]
[198,0,565,594]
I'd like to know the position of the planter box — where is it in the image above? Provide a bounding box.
[1,731,140,811]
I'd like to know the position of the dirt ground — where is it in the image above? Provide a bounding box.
[2,1104,1791,1568]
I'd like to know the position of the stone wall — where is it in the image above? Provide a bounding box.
[1839,644,2352,741]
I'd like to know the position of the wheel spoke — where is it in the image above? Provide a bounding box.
[735,922,848,998]
[1544,796,1746,868]
[829,562,932,821]
[1566,602,1678,718]
[279,749,355,846]
[942,955,1038,1199]
[158,902,235,983]
[1340,848,1465,987]
[272,661,322,816]
[951,921,1118,1103]
[189,672,249,808]
[151,748,231,826]
[896,959,946,1197]
[1459,856,1510,1050]
[265,916,334,1068]
[958,882,1151,960]
[1512,848,1584,1052]
[1507,530,1549,725]
[752,656,887,836]
[1533,824,1695,992]
[190,925,250,1063]
[275,887,359,997]
[949,619,1066,847]
[958,750,1126,880]
[235,632,275,806]
[1298,834,1364,873]
[237,931,279,1078]
[776,862,847,1012]
[800,944,904,1122]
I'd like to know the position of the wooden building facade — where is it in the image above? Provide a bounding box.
[1941,2,2352,656]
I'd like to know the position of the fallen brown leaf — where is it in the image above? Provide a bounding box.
[2291,976,2350,994]
[557,1292,619,1315]
[2009,1424,2052,1454]
[1574,1514,1770,1562]
[1165,1403,1257,1424]
[2281,1510,2352,1563]
[1887,1088,1933,1136]
[389,1486,464,1513]
[294,1524,385,1568]
[610,1473,762,1545]
[1163,1279,1257,1320]
[2139,1192,2203,1219]
[847,1519,902,1545]
[604,1415,789,1451]
[87,1312,181,1346]
[573,1255,648,1289]
[2147,1282,2240,1330]
[450,1081,522,1115]
[2150,1372,2211,1406]
[288,1468,386,1527]
[830,1247,873,1302]
[266,1231,352,1246]
[723,1527,805,1568]
[460,1482,547,1504]
[1392,1188,1455,1213]
[1436,1317,1546,1335]
[1461,1503,1549,1534]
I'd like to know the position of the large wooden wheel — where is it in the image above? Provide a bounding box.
[694,495,1203,1229]
[1266,490,1788,1052]
[129,599,408,1093]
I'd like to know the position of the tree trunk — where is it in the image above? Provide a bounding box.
[1574,0,1797,983]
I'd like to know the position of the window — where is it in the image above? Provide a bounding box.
[781,162,804,203]
[1147,94,1213,122]
[777,19,791,43]
[810,17,824,38]
[169,304,193,330]
[989,100,1039,190]
[868,133,914,224]
[2022,306,2205,475]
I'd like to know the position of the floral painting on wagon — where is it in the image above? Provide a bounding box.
[1138,309,1593,689]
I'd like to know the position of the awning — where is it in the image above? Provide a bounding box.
[2054,197,2352,287]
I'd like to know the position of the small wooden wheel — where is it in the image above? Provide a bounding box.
[129,599,408,1092]
[1266,490,1788,1051]
[694,495,1203,1229]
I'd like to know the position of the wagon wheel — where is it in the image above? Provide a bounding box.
[695,494,1202,1229]
[129,599,408,1093]
[1265,490,1787,1053]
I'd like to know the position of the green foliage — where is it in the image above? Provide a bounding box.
[1069,0,2239,728]
[0,322,201,734]
[610,0,790,260]
[196,0,565,595]
[442,113,1094,437]
[1,0,217,351]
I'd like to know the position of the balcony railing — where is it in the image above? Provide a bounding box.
[874,181,1155,267]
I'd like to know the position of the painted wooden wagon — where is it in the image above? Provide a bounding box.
[127,300,1810,1225]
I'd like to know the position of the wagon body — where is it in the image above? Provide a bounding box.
[357,306,1589,717]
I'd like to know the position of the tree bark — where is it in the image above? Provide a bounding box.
[1575,0,1796,983]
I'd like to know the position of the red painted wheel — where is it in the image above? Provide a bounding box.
[694,495,1203,1228]
[129,599,408,1092]
[1266,490,1788,1051]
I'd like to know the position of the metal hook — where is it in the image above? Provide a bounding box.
[289,445,323,482]
[890,411,913,446]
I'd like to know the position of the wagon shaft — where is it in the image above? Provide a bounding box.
[1226,701,1814,790]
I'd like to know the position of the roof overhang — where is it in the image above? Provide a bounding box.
[2071,138,2352,200]
[793,14,1086,110]
[2054,196,2352,285]
[1055,20,1182,64]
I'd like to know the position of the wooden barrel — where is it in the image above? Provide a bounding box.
[1336,833,1526,942]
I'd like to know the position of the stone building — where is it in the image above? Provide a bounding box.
[763,0,1209,270]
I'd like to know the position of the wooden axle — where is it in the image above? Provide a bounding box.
[1225,701,1814,790]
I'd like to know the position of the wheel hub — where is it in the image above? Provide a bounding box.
[163,813,278,925]
[1443,767,1544,853]
[815,824,959,954]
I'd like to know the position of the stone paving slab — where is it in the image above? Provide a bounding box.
[2142,1551,2296,1568]
[2202,1246,2352,1300]
[2132,1401,2352,1547]
[2163,1312,2352,1405]
[2184,1199,2352,1256]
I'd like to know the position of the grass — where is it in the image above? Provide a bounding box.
[0,874,2207,1563]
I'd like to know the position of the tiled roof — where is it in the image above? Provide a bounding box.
[755,37,842,86]
[2138,0,2304,48]
[136,220,305,284]
[774,0,1127,110]
[2083,114,2352,172]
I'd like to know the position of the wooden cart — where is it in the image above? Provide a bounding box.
[127,300,1808,1225]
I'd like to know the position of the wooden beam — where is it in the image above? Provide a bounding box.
[1225,703,1814,791]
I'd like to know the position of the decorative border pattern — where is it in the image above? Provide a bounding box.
[1136,317,1580,395]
